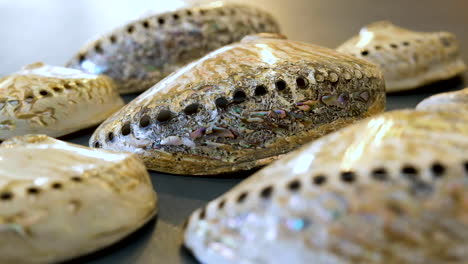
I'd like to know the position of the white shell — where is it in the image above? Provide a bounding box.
[184,88,468,264]
[0,135,157,264]
[337,21,466,92]
[416,87,468,113]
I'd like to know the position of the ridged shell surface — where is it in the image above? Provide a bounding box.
[184,88,468,263]
[0,62,124,140]
[90,34,386,175]
[66,3,280,94]
[337,21,466,92]
[0,135,157,264]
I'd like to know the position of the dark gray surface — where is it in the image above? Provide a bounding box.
[1,1,467,263]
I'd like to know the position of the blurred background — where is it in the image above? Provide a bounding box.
[1,0,468,76]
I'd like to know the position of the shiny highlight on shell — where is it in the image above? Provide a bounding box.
[0,135,157,264]
[0,62,124,140]
[337,21,466,92]
[66,3,280,94]
[90,33,385,175]
[183,87,468,263]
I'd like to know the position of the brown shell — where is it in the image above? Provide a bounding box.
[184,106,468,263]
[90,34,386,175]
[66,3,280,94]
[0,62,124,140]
[337,21,466,92]
[0,135,157,264]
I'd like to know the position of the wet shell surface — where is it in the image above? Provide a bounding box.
[0,135,157,264]
[90,33,386,175]
[0,62,124,140]
[66,3,280,94]
[184,99,468,263]
[337,21,466,92]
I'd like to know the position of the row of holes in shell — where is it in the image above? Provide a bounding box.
[0,82,83,106]
[95,74,362,146]
[0,176,83,201]
[196,161,468,220]
[79,7,243,63]
[354,36,453,57]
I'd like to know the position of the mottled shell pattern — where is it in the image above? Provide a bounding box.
[337,21,466,92]
[90,34,385,175]
[66,2,280,94]
[0,135,157,264]
[0,62,124,140]
[183,87,468,264]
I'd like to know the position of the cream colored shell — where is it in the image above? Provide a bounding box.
[416,87,468,113]
[184,89,468,263]
[66,3,280,94]
[0,135,157,264]
[0,62,124,140]
[337,21,466,92]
